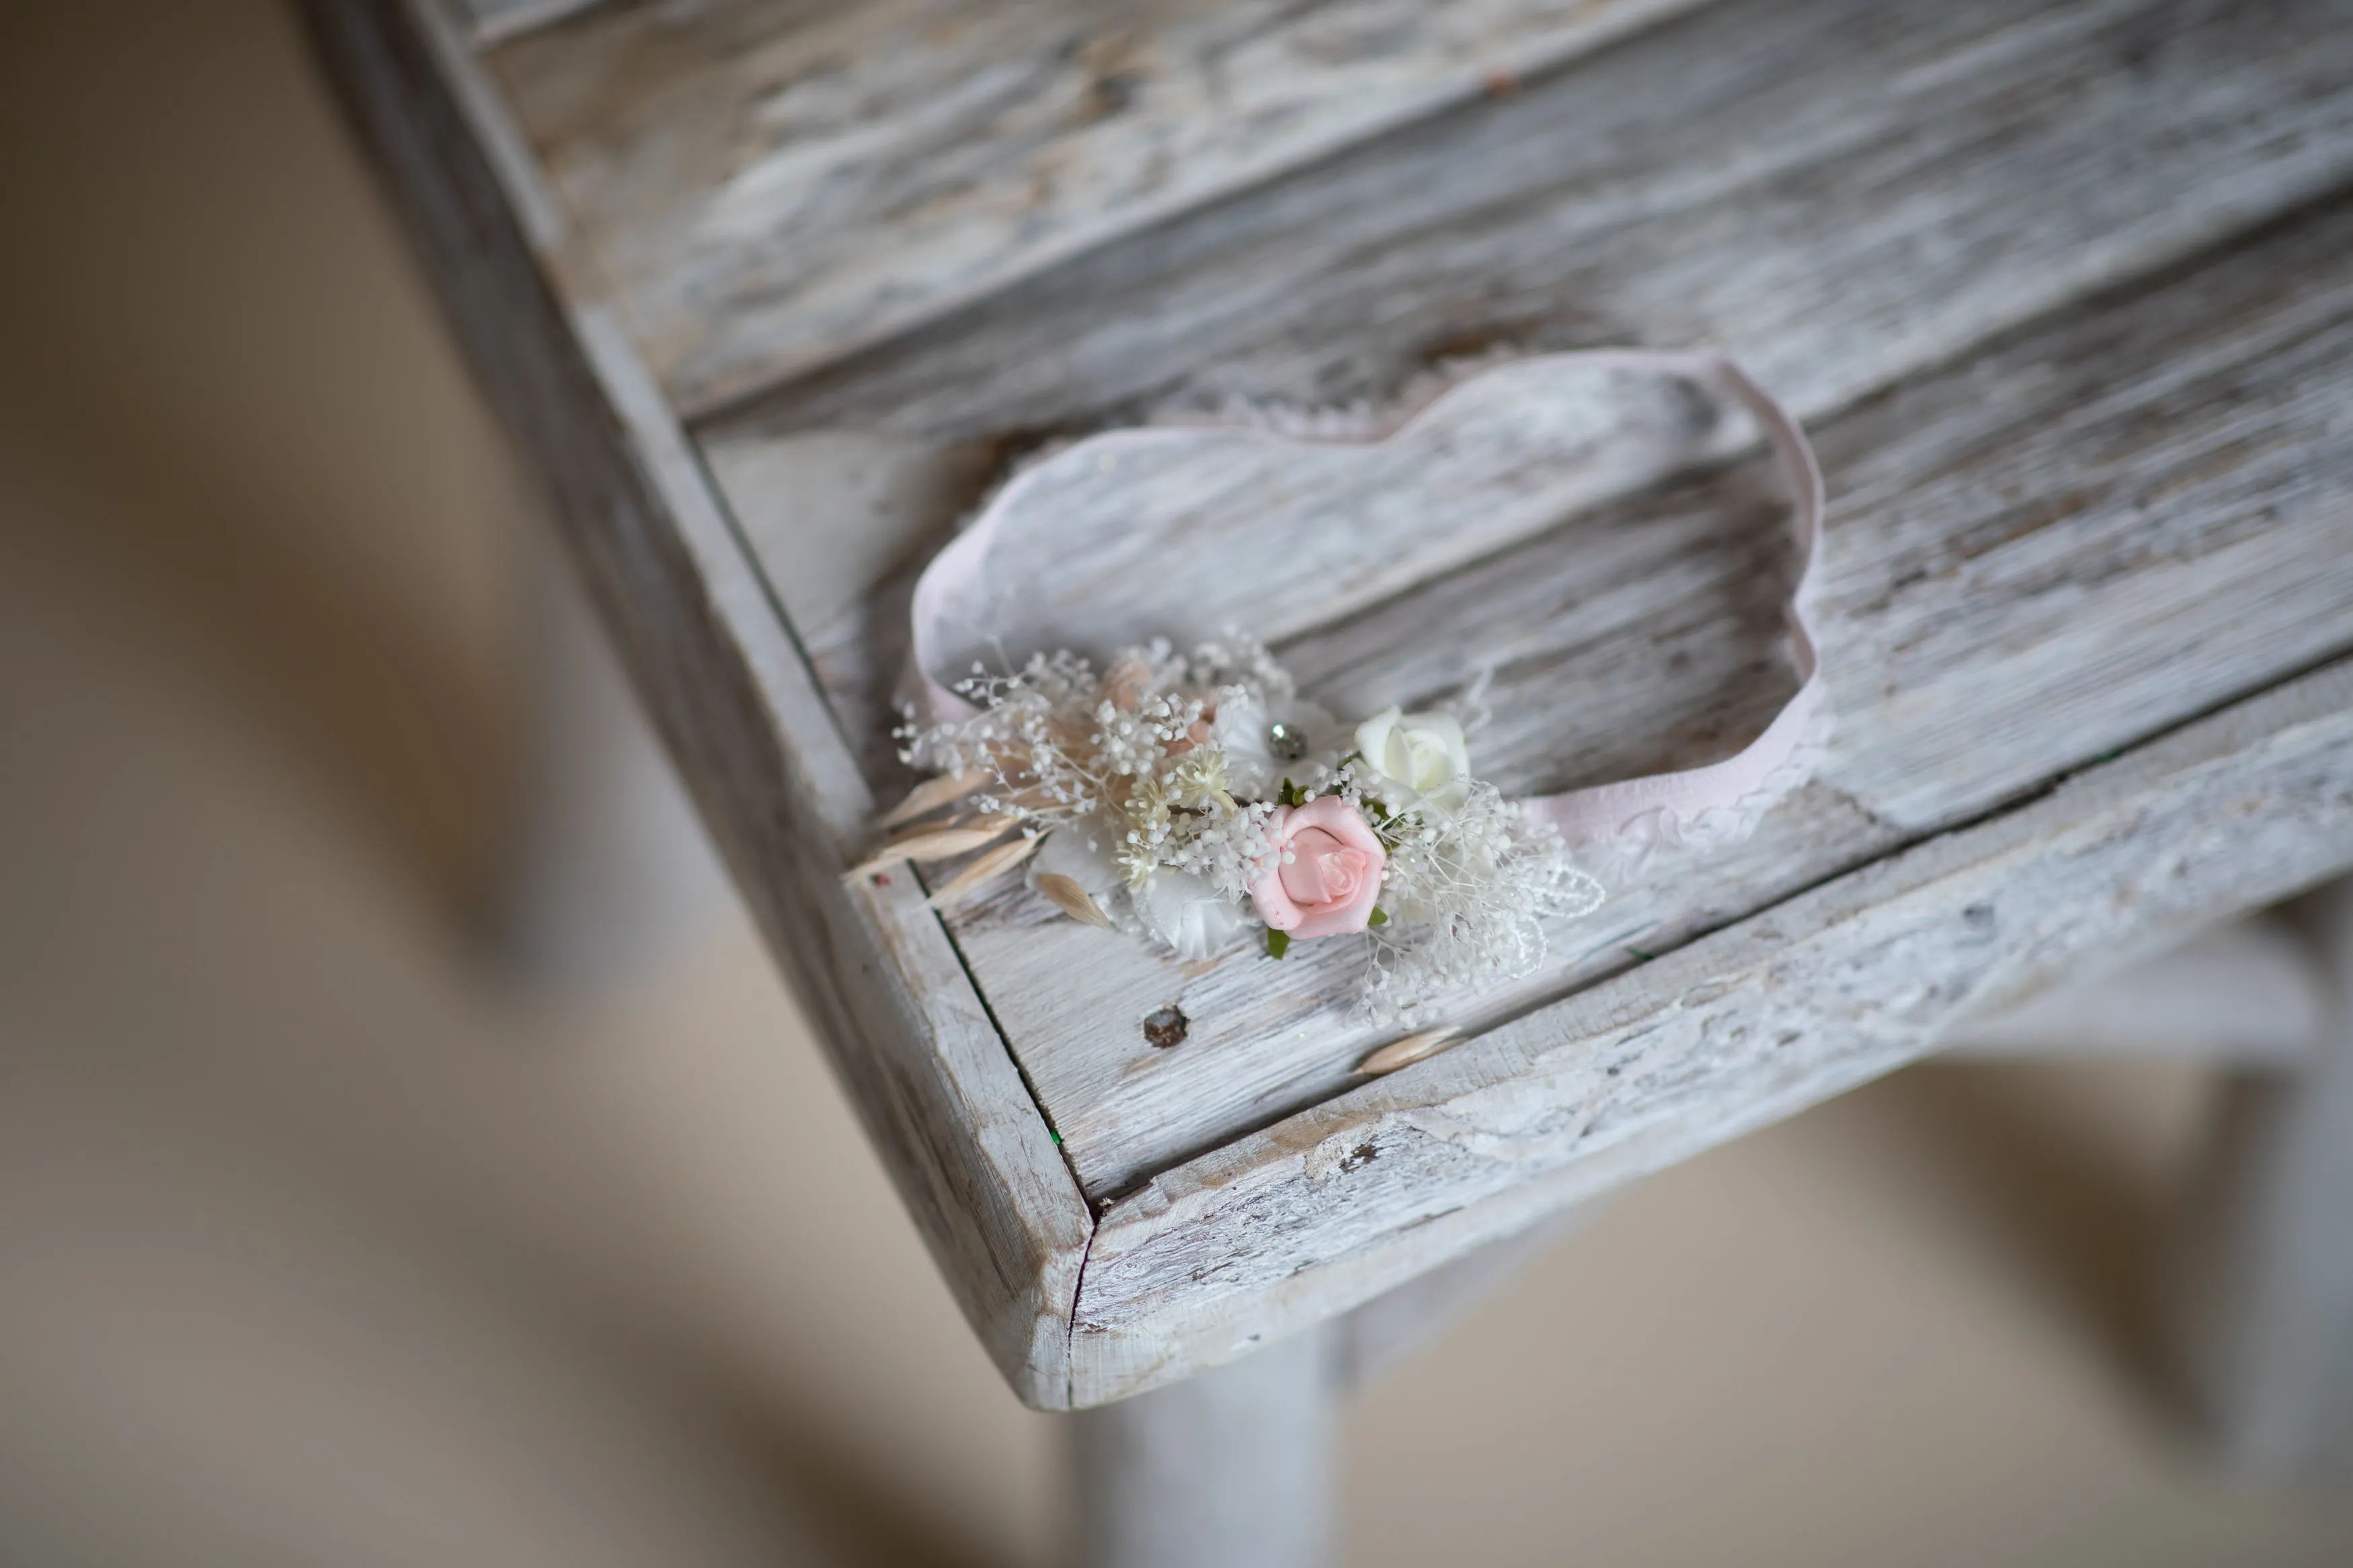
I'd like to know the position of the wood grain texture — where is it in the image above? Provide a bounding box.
[327,0,2353,1409]
[694,0,2353,1200]
[705,0,2353,811]
[906,359,1761,692]
[486,0,1708,414]
[762,182,2353,1204]
[705,0,2353,442]
[1066,659,2353,1404]
[299,0,1095,1407]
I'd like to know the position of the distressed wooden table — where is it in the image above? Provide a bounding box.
[306,0,2353,1556]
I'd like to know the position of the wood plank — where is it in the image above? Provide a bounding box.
[486,0,1711,413]
[696,0,2353,1204]
[299,0,1096,1408]
[893,188,2353,1203]
[705,0,2353,444]
[1066,657,2353,1405]
[320,0,2353,1411]
[703,0,2353,843]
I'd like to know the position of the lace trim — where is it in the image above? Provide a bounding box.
[1569,696,1835,884]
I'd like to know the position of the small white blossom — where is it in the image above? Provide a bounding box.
[1137,870,1252,960]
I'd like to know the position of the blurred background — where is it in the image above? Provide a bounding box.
[3,2,2351,1564]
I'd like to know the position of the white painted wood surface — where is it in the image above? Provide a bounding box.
[1066,660,2353,1403]
[311,0,2353,1411]
[706,0,2353,815]
[704,0,2353,442]
[725,184,2353,1202]
[301,0,1095,1407]
[486,0,1709,413]
[709,0,2353,800]
[2174,882,2353,1475]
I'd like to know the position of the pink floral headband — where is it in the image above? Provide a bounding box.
[865,351,1825,1019]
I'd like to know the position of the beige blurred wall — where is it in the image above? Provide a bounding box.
[3,3,2352,1566]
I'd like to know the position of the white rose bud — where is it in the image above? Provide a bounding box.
[1355,706,1472,807]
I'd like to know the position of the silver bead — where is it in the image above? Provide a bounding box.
[1266,720,1309,762]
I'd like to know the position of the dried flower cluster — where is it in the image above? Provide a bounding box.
[875,636,1602,1020]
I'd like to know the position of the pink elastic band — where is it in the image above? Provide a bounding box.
[906,350,1823,852]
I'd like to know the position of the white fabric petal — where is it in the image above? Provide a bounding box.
[1135,870,1251,962]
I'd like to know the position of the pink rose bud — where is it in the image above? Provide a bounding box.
[1248,796,1387,940]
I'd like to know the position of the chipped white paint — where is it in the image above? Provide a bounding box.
[489,0,1708,412]
[694,0,2353,1202]
[703,0,2353,442]
[313,0,2353,1415]
[1066,662,2353,1403]
[732,190,2353,1202]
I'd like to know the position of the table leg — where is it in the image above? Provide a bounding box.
[2173,878,2353,1476]
[1337,1209,1589,1390]
[489,530,726,985]
[1071,1321,1339,1568]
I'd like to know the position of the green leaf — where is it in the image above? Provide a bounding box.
[1265,927,1291,960]
[1278,777,1304,807]
[1368,906,1389,928]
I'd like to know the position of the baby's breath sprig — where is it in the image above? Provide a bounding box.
[886,634,1603,1015]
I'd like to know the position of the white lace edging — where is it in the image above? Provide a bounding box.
[1568,695,1835,884]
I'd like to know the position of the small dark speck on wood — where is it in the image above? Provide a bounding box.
[1144,1005,1189,1048]
[1091,73,1141,116]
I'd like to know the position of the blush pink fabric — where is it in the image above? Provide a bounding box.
[905,350,1824,855]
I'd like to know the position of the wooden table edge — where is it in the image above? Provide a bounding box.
[299,0,1095,1409]
[1066,658,2353,1403]
[296,0,2353,1412]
